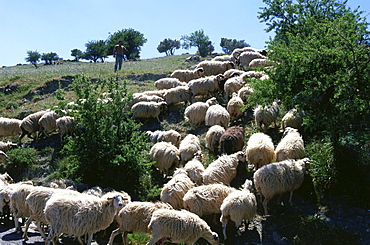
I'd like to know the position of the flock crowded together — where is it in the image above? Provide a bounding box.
[0,47,309,245]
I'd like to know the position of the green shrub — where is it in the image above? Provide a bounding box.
[59,75,153,199]
[4,147,39,182]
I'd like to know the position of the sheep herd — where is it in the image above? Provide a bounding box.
[0,47,310,244]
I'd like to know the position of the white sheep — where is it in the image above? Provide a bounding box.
[44,192,129,245]
[130,93,165,108]
[183,183,237,217]
[19,110,48,142]
[22,186,82,241]
[205,125,225,154]
[254,100,280,132]
[227,92,244,120]
[160,168,195,209]
[245,132,275,170]
[275,127,305,162]
[184,97,218,127]
[237,85,254,103]
[38,110,61,137]
[108,201,173,245]
[170,67,205,82]
[248,58,274,68]
[281,108,304,132]
[0,117,22,138]
[187,75,225,100]
[179,134,201,165]
[220,179,257,239]
[212,54,236,64]
[184,151,204,186]
[231,47,264,59]
[253,158,310,215]
[205,104,230,129]
[154,77,187,90]
[131,101,167,121]
[149,141,180,176]
[146,129,181,148]
[162,85,191,105]
[196,60,235,76]
[223,69,246,79]
[224,76,246,99]
[202,151,246,186]
[0,141,19,152]
[55,116,76,141]
[147,209,220,245]
[236,51,266,70]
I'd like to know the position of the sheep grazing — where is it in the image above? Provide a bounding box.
[55,116,76,141]
[170,67,205,82]
[19,110,48,142]
[146,129,181,148]
[160,168,195,209]
[227,93,244,121]
[248,58,274,68]
[131,101,167,122]
[219,126,245,155]
[254,100,280,132]
[0,151,7,164]
[44,192,129,245]
[231,47,264,60]
[108,201,173,245]
[129,94,164,108]
[184,97,218,127]
[245,132,275,170]
[223,69,246,79]
[275,127,305,162]
[205,104,230,129]
[281,108,304,132]
[149,141,180,176]
[0,172,13,184]
[179,134,201,165]
[162,86,191,105]
[38,110,61,138]
[237,85,254,103]
[0,141,19,152]
[184,151,204,185]
[0,117,22,138]
[212,54,236,64]
[183,183,237,217]
[147,209,220,245]
[206,125,225,154]
[236,51,266,70]
[220,179,257,239]
[154,77,187,90]
[202,151,246,186]
[187,75,226,100]
[253,158,310,215]
[196,60,235,76]
[224,76,247,99]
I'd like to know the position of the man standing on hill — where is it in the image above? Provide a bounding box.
[113,40,127,72]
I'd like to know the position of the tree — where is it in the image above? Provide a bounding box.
[157,38,181,56]
[25,50,41,68]
[41,52,59,65]
[84,40,108,63]
[181,29,214,57]
[220,38,250,54]
[71,48,84,61]
[107,28,147,60]
[254,0,370,197]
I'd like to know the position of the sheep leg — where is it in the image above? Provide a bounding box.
[108,227,121,245]
[221,219,228,240]
[22,217,32,240]
[146,234,162,245]
[122,231,129,245]
[263,197,270,216]
[35,221,47,240]
[86,233,93,245]
[289,191,294,205]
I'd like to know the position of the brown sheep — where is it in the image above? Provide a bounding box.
[219,126,245,155]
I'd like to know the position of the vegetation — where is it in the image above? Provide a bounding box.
[41,52,60,65]
[84,40,108,63]
[181,29,215,57]
[70,48,84,61]
[252,0,370,203]
[25,50,41,68]
[157,38,181,56]
[220,38,250,54]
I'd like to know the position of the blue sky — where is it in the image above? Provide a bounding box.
[0,0,369,67]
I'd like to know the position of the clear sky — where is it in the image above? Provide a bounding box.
[0,0,369,67]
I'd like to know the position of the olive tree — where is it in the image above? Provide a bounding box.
[181,29,214,57]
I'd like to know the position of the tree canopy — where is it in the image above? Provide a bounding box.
[181,29,214,57]
[84,40,108,63]
[41,52,59,65]
[71,48,84,61]
[107,28,147,60]
[25,50,41,68]
[157,38,181,56]
[220,38,250,54]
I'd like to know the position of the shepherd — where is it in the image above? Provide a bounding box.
[113,40,127,72]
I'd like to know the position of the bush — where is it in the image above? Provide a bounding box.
[59,75,154,199]
[3,147,39,182]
